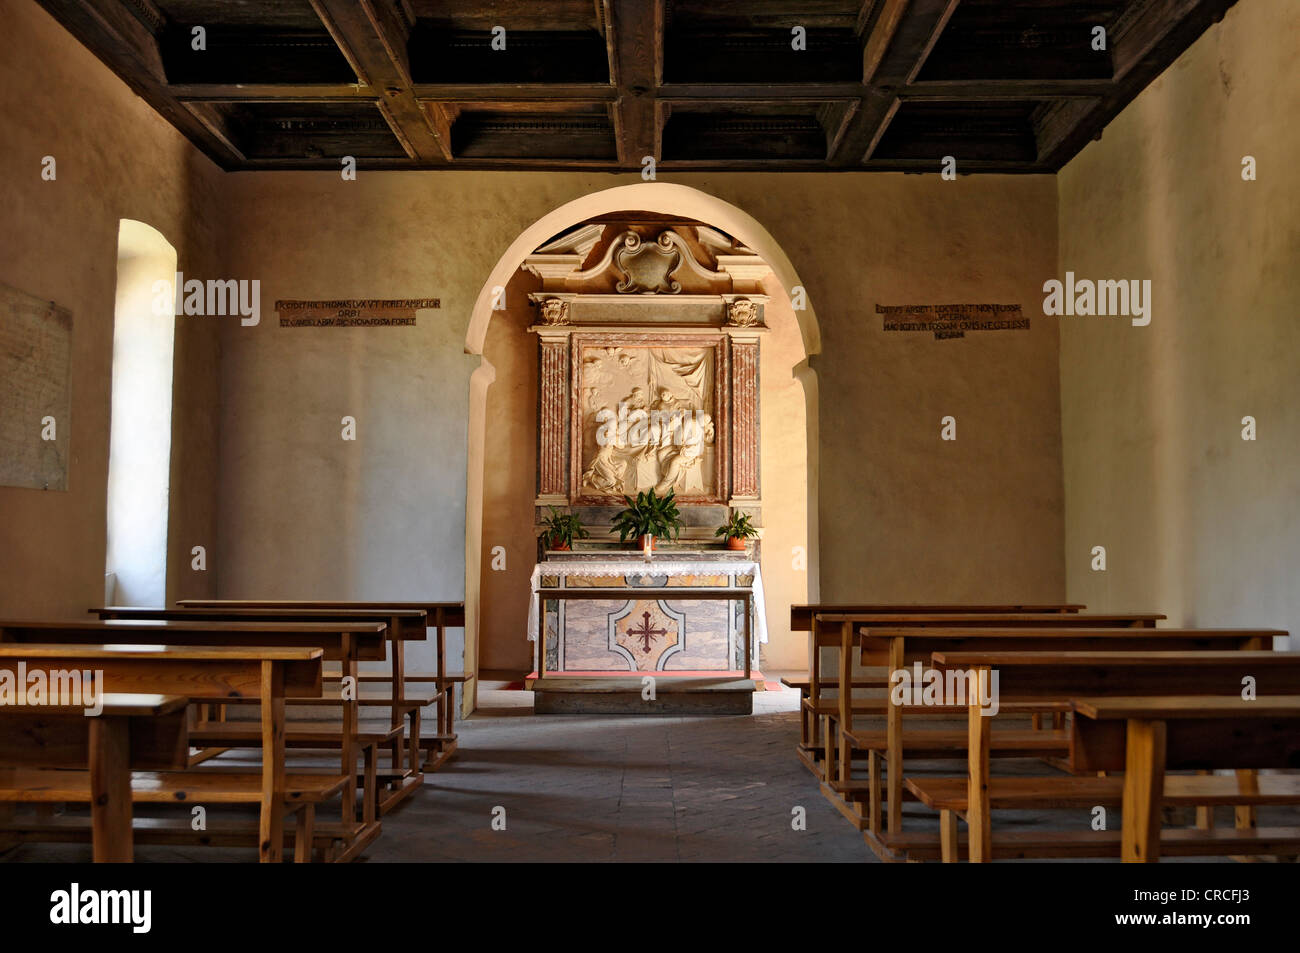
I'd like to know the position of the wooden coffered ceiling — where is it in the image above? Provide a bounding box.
[39,0,1238,173]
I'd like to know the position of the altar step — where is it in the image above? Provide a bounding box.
[531,675,757,715]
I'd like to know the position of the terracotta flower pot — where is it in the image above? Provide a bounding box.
[552,540,570,551]
[725,536,747,551]
[638,534,656,552]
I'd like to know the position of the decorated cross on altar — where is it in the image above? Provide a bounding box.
[626,611,668,653]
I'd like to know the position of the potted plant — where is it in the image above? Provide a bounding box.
[541,506,589,551]
[610,489,683,551]
[715,511,759,551]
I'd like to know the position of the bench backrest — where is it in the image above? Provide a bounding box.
[0,619,388,662]
[94,606,426,641]
[0,643,323,700]
[791,604,1085,631]
[178,600,466,628]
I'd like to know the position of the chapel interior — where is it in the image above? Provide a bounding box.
[0,0,1297,867]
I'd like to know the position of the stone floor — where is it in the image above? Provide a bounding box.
[3,682,1294,863]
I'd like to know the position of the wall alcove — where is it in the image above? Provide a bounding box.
[463,184,822,711]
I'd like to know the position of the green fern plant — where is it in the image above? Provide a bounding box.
[610,489,684,544]
[714,511,758,540]
[541,506,589,549]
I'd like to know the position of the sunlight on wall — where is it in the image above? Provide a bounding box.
[106,219,177,606]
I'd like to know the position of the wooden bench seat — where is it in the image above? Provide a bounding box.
[841,727,1069,758]
[805,698,1070,717]
[291,689,444,707]
[907,773,1300,813]
[865,826,1300,862]
[3,617,402,827]
[328,671,470,683]
[0,810,376,863]
[843,630,1277,844]
[926,656,1299,862]
[0,641,326,862]
[800,611,1166,783]
[0,768,347,803]
[177,599,467,774]
[190,722,404,747]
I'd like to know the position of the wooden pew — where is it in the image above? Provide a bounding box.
[0,693,188,861]
[803,611,1165,783]
[0,643,325,862]
[785,604,1086,762]
[920,648,1297,862]
[93,606,435,812]
[0,619,386,861]
[839,625,1263,858]
[178,600,467,770]
[1072,695,1300,862]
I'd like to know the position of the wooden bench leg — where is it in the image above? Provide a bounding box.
[940,809,958,863]
[407,708,422,780]
[259,661,286,864]
[967,684,992,863]
[1196,769,1216,830]
[89,716,133,863]
[363,744,378,825]
[868,750,882,834]
[294,805,315,863]
[822,715,836,784]
[1121,718,1166,863]
[1234,769,1259,831]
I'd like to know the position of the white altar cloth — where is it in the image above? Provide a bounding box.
[527,557,769,647]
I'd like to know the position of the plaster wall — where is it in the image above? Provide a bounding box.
[1058,0,1299,644]
[0,0,223,618]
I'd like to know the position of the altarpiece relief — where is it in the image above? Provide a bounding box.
[573,337,724,501]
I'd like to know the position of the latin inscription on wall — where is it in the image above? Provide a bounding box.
[878,303,1028,340]
[276,298,440,327]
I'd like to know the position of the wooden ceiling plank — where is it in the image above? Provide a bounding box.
[308,0,448,162]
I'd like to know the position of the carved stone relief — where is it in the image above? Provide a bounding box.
[725,298,762,328]
[539,297,570,325]
[575,341,719,499]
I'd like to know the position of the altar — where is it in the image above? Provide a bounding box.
[516,219,777,713]
[528,552,767,677]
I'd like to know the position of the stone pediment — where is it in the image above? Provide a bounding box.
[521,223,772,296]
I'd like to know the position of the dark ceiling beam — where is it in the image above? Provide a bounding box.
[412,84,616,102]
[830,0,960,165]
[1037,0,1237,168]
[901,78,1116,100]
[658,83,864,101]
[35,0,244,168]
[308,0,448,162]
[172,84,375,102]
[607,0,662,168]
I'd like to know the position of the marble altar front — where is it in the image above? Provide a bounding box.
[528,553,767,675]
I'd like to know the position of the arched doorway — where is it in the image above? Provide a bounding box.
[462,183,822,713]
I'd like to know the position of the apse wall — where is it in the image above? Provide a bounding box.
[0,1,224,617]
[1058,0,1299,645]
[218,170,1063,679]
